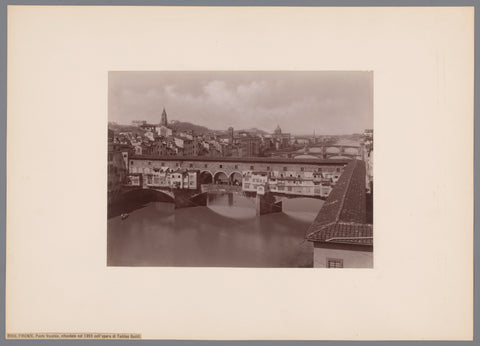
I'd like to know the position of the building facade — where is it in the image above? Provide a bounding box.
[107,142,129,204]
[306,160,373,268]
[242,170,334,198]
[271,125,291,149]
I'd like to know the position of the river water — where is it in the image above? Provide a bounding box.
[107,194,324,267]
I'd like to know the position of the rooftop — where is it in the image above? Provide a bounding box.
[130,155,351,166]
[305,159,372,246]
[306,222,373,246]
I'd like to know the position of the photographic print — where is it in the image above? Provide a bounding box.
[107,71,373,268]
[6,5,473,340]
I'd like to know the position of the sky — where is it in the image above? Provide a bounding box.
[109,71,373,135]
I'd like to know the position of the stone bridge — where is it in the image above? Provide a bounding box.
[128,155,350,185]
[121,157,350,216]
[121,185,208,209]
[299,144,363,159]
[200,184,326,215]
[119,182,328,216]
[310,144,361,149]
[271,145,363,160]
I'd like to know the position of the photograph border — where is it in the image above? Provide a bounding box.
[1,0,477,345]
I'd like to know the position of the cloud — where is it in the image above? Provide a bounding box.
[109,71,373,135]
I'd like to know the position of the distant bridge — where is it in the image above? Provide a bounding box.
[274,144,363,160]
[310,144,361,149]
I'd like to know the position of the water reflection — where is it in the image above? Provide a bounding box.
[107,194,323,267]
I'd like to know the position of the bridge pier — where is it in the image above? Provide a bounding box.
[255,192,282,215]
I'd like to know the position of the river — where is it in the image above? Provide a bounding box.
[107,194,324,267]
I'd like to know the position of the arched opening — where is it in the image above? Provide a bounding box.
[199,171,213,184]
[109,188,175,219]
[344,147,358,156]
[229,172,242,186]
[326,147,340,154]
[213,171,229,185]
[329,155,351,160]
[123,188,174,204]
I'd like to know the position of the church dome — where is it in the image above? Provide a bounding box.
[274,125,282,135]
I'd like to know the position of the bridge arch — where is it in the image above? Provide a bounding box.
[199,170,213,184]
[326,147,340,154]
[344,147,358,155]
[229,171,243,186]
[213,171,229,185]
[122,188,175,204]
[328,155,351,160]
[274,195,326,201]
[308,147,323,154]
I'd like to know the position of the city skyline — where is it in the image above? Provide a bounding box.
[109,71,373,136]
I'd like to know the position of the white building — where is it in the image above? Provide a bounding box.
[306,160,373,268]
[242,170,333,198]
[156,125,173,137]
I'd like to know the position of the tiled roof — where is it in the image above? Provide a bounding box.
[306,222,373,245]
[306,160,373,246]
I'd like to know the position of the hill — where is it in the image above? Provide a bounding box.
[108,121,270,136]
[108,122,145,135]
[169,120,222,135]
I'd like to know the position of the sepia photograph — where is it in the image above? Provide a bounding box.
[6,5,473,340]
[107,71,374,268]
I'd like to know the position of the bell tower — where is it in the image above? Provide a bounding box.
[161,107,168,126]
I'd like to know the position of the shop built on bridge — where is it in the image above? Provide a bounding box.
[118,155,353,215]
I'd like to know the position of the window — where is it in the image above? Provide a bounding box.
[283,167,287,171]
[327,258,343,268]
[317,167,322,172]
[130,160,134,165]
[301,167,304,171]
[235,165,238,169]
[250,165,254,170]
[189,163,193,168]
[148,161,151,165]
[161,162,165,166]
[267,166,270,171]
[176,163,180,167]
[219,164,223,168]
[336,167,341,172]
[204,164,208,168]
